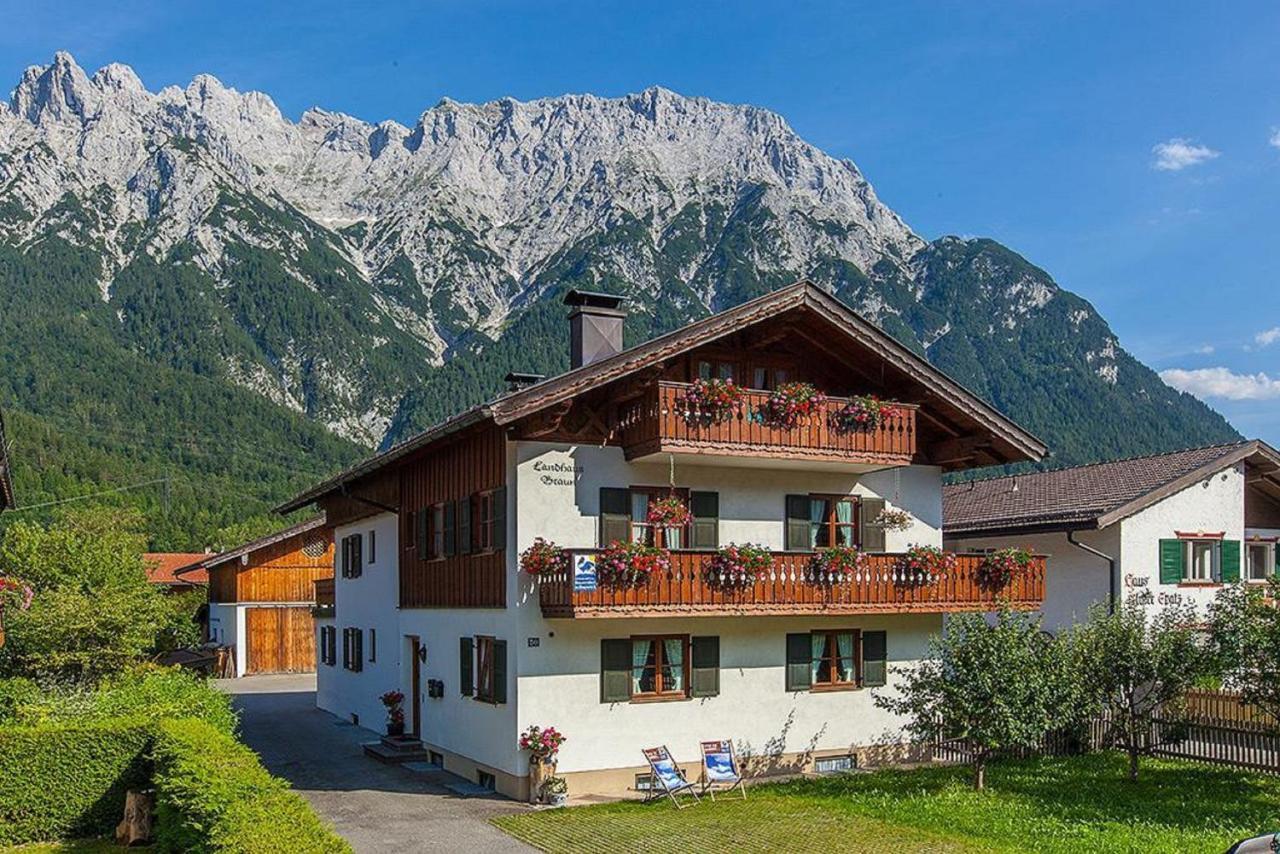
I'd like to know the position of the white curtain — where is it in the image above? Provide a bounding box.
[631,492,650,544]
[811,633,826,683]
[663,638,684,692]
[836,632,854,683]
[632,639,653,694]
[810,499,826,548]
[836,500,854,546]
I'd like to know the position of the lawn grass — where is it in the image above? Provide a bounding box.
[3,842,148,854]
[494,753,1280,853]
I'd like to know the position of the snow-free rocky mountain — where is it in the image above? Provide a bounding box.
[0,53,1237,486]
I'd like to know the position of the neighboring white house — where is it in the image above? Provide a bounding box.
[944,441,1280,632]
[281,281,1048,800]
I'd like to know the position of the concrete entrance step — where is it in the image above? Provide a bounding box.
[363,740,434,764]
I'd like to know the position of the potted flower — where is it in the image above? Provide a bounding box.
[829,394,901,433]
[977,547,1034,589]
[0,575,33,650]
[807,545,868,584]
[896,545,956,586]
[540,775,569,807]
[869,506,913,532]
[675,377,745,425]
[706,543,772,589]
[519,724,567,803]
[760,382,826,429]
[598,539,671,587]
[647,495,692,529]
[380,690,406,738]
[520,538,569,577]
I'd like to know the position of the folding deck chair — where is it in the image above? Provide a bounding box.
[642,746,701,808]
[699,740,747,800]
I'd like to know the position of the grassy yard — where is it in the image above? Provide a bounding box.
[3,843,147,854]
[494,753,1280,853]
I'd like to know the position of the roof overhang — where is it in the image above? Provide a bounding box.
[196,515,328,570]
[279,280,1046,514]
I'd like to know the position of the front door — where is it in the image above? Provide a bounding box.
[409,635,422,738]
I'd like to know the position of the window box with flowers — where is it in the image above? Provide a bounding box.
[896,545,956,586]
[829,394,901,433]
[519,724,567,804]
[674,377,745,425]
[807,545,868,585]
[598,540,671,587]
[759,382,826,429]
[520,538,569,577]
[706,543,773,589]
[977,547,1034,589]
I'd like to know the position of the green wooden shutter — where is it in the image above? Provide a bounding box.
[352,533,363,577]
[339,536,349,578]
[862,630,887,687]
[1274,544,1280,578]
[600,638,632,703]
[785,495,811,551]
[416,508,429,556]
[690,636,720,697]
[600,488,631,546]
[459,497,473,555]
[353,629,363,672]
[1159,539,1183,584]
[492,487,507,552]
[493,639,508,704]
[459,636,474,696]
[690,492,720,549]
[859,498,887,553]
[785,633,811,691]
[443,502,457,556]
[1221,540,1242,583]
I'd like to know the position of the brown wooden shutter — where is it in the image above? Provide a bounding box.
[459,636,474,696]
[690,492,720,549]
[493,639,508,704]
[459,496,473,555]
[492,486,507,552]
[600,487,631,547]
[691,636,720,697]
[785,632,811,691]
[443,502,457,556]
[862,630,887,687]
[785,495,811,551]
[600,638,632,703]
[860,497,886,553]
[1159,539,1183,584]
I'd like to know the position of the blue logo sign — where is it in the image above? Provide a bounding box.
[574,554,598,592]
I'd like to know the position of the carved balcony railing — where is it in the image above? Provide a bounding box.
[616,381,917,464]
[538,549,1045,618]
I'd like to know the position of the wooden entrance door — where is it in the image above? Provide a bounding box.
[245,607,316,674]
[409,635,422,738]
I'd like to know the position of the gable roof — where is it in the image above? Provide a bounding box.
[944,440,1280,537]
[187,516,328,573]
[144,553,210,586]
[279,280,1046,514]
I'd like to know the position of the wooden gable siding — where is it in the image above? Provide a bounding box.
[207,529,334,604]
[320,469,400,528]
[399,423,507,609]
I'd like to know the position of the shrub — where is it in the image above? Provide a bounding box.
[153,717,349,853]
[0,676,41,723]
[0,717,153,845]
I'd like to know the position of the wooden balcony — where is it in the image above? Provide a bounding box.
[539,549,1045,618]
[312,578,335,618]
[617,381,917,465]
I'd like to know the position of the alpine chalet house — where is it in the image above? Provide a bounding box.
[194,516,334,677]
[283,281,1047,799]
[944,441,1280,632]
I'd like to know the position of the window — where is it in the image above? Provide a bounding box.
[319,626,336,666]
[696,359,736,382]
[1246,542,1275,581]
[811,630,859,688]
[430,504,444,559]
[369,628,377,663]
[600,487,709,549]
[1184,539,1219,582]
[750,365,790,390]
[476,635,497,702]
[809,496,859,548]
[472,488,506,553]
[341,534,364,579]
[631,635,688,699]
[468,635,507,704]
[342,628,363,672]
[786,630,887,692]
[368,530,376,564]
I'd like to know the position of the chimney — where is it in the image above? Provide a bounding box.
[504,371,545,392]
[564,289,626,369]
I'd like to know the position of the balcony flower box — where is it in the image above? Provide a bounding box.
[896,545,957,586]
[807,545,868,585]
[598,540,671,587]
[977,547,1034,589]
[706,543,773,589]
[521,538,569,576]
[759,382,826,429]
[829,394,901,434]
[674,378,745,425]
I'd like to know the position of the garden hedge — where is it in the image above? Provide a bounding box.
[0,717,153,845]
[152,717,350,853]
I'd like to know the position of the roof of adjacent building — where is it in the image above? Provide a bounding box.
[144,553,210,586]
[279,280,1047,514]
[0,407,14,512]
[187,515,329,573]
[943,440,1280,537]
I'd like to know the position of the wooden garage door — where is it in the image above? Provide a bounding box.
[246,607,316,674]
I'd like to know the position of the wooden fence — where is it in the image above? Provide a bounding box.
[934,690,1280,775]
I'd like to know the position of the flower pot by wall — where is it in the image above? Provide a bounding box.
[529,758,558,803]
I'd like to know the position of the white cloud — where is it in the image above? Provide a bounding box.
[1194,344,1215,355]
[1161,367,1280,400]
[1255,326,1280,348]
[1270,129,1280,150]
[1151,138,1220,171]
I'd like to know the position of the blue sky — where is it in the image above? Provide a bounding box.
[3,0,1278,443]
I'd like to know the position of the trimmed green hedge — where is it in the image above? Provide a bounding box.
[152,718,350,853]
[0,717,153,845]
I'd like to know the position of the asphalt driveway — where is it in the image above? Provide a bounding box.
[222,674,534,853]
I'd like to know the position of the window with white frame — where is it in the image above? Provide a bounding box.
[1184,539,1219,582]
[1246,542,1275,581]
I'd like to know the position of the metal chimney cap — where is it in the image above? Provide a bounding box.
[563,289,626,311]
